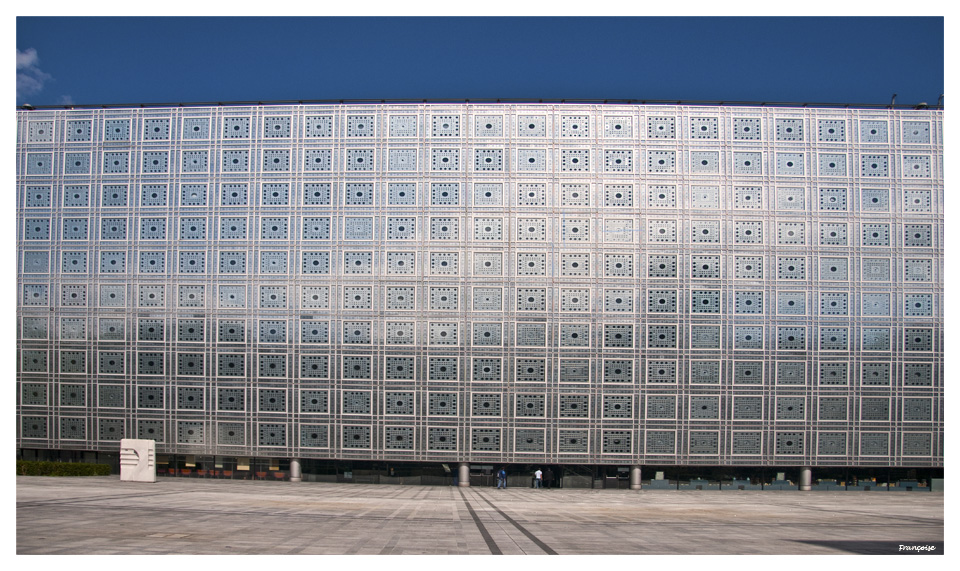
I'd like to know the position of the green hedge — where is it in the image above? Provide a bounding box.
[17,460,111,477]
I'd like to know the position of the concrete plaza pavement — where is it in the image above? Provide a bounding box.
[17,475,943,555]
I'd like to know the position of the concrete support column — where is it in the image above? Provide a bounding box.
[458,462,470,487]
[289,459,302,483]
[630,465,642,490]
[799,467,812,491]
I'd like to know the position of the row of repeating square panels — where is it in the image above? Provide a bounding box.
[23,281,937,317]
[17,287,939,322]
[16,344,937,381]
[18,287,938,324]
[17,418,938,457]
[20,387,938,424]
[26,115,934,144]
[25,320,939,353]
[21,148,935,177]
[21,183,935,213]
[16,427,933,456]
[19,349,940,384]
[19,254,936,286]
[24,214,936,237]
[20,216,938,250]
[18,321,939,353]
[21,328,939,359]
[17,352,937,388]
[21,315,942,349]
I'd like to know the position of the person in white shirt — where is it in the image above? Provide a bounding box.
[534,469,543,488]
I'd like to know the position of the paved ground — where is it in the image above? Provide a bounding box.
[17,475,943,555]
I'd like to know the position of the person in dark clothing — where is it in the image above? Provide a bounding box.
[543,467,554,489]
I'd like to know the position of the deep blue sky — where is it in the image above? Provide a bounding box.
[16,17,944,107]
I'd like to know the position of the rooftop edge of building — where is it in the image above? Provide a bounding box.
[17,98,945,111]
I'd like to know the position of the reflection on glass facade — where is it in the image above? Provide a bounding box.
[16,103,942,467]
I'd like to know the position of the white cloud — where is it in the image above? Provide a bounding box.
[17,47,40,69]
[17,48,53,102]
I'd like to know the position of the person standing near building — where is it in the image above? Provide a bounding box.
[534,468,543,488]
[543,467,554,489]
[497,467,507,489]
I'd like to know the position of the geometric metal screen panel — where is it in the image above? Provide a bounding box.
[16,103,942,467]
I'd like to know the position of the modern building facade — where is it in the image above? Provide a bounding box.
[16,102,943,480]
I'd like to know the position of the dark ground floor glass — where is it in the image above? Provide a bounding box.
[17,448,942,490]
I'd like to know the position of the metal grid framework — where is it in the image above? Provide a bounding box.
[16,103,943,467]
